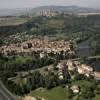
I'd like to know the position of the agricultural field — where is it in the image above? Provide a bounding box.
[78,13,100,17]
[46,19,65,28]
[0,17,28,26]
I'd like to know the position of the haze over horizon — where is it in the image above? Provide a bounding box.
[0,0,100,9]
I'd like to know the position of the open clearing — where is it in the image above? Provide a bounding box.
[22,96,36,100]
[78,13,100,16]
[29,80,100,100]
[29,86,68,100]
[93,95,100,100]
[0,17,28,26]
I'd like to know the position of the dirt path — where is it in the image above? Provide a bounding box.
[22,96,45,100]
[22,96,36,100]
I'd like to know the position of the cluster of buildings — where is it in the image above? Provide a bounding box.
[0,38,74,56]
[37,9,75,17]
[41,59,100,94]
[55,60,100,81]
[70,85,80,94]
[56,63,65,79]
[38,10,59,17]
[55,60,100,93]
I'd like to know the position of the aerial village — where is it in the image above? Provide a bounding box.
[0,38,74,56]
[1,37,99,96]
[0,2,100,100]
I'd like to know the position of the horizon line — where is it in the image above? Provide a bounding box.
[0,5,100,9]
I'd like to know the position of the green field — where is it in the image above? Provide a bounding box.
[29,86,68,100]
[29,80,100,100]
[0,17,28,26]
[93,95,100,100]
[46,19,64,28]
[15,55,32,64]
[78,13,100,17]
[72,80,92,87]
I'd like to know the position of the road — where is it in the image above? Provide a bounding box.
[8,64,53,81]
[0,81,19,100]
[72,55,100,61]
[9,55,100,80]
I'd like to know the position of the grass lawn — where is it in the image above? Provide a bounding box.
[29,80,96,100]
[55,33,66,40]
[72,80,92,87]
[0,17,27,26]
[47,19,64,28]
[93,95,100,100]
[15,55,32,64]
[29,86,68,100]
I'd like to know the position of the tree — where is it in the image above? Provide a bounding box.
[31,71,45,89]
[0,40,5,47]
[45,73,58,89]
[81,85,95,99]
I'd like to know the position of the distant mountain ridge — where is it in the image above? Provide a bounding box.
[32,5,100,13]
[0,8,32,16]
[0,5,100,16]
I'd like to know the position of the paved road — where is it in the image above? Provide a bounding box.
[72,55,100,61]
[0,81,19,100]
[10,55,100,80]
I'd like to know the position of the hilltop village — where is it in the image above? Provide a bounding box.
[0,37,100,81]
[0,38,75,56]
[0,5,100,100]
[0,37,99,100]
[37,10,73,17]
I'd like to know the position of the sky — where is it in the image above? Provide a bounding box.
[0,0,100,9]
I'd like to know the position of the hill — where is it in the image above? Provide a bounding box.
[0,8,32,16]
[0,6,100,16]
[32,5,100,14]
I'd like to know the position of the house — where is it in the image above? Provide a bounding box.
[93,72,100,80]
[77,66,85,75]
[74,61,80,66]
[40,52,45,58]
[57,63,64,80]
[67,60,73,66]
[59,75,64,80]
[77,64,93,77]
[81,64,93,72]
[67,60,76,71]
[56,63,64,69]
[70,85,80,93]
[68,65,76,72]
